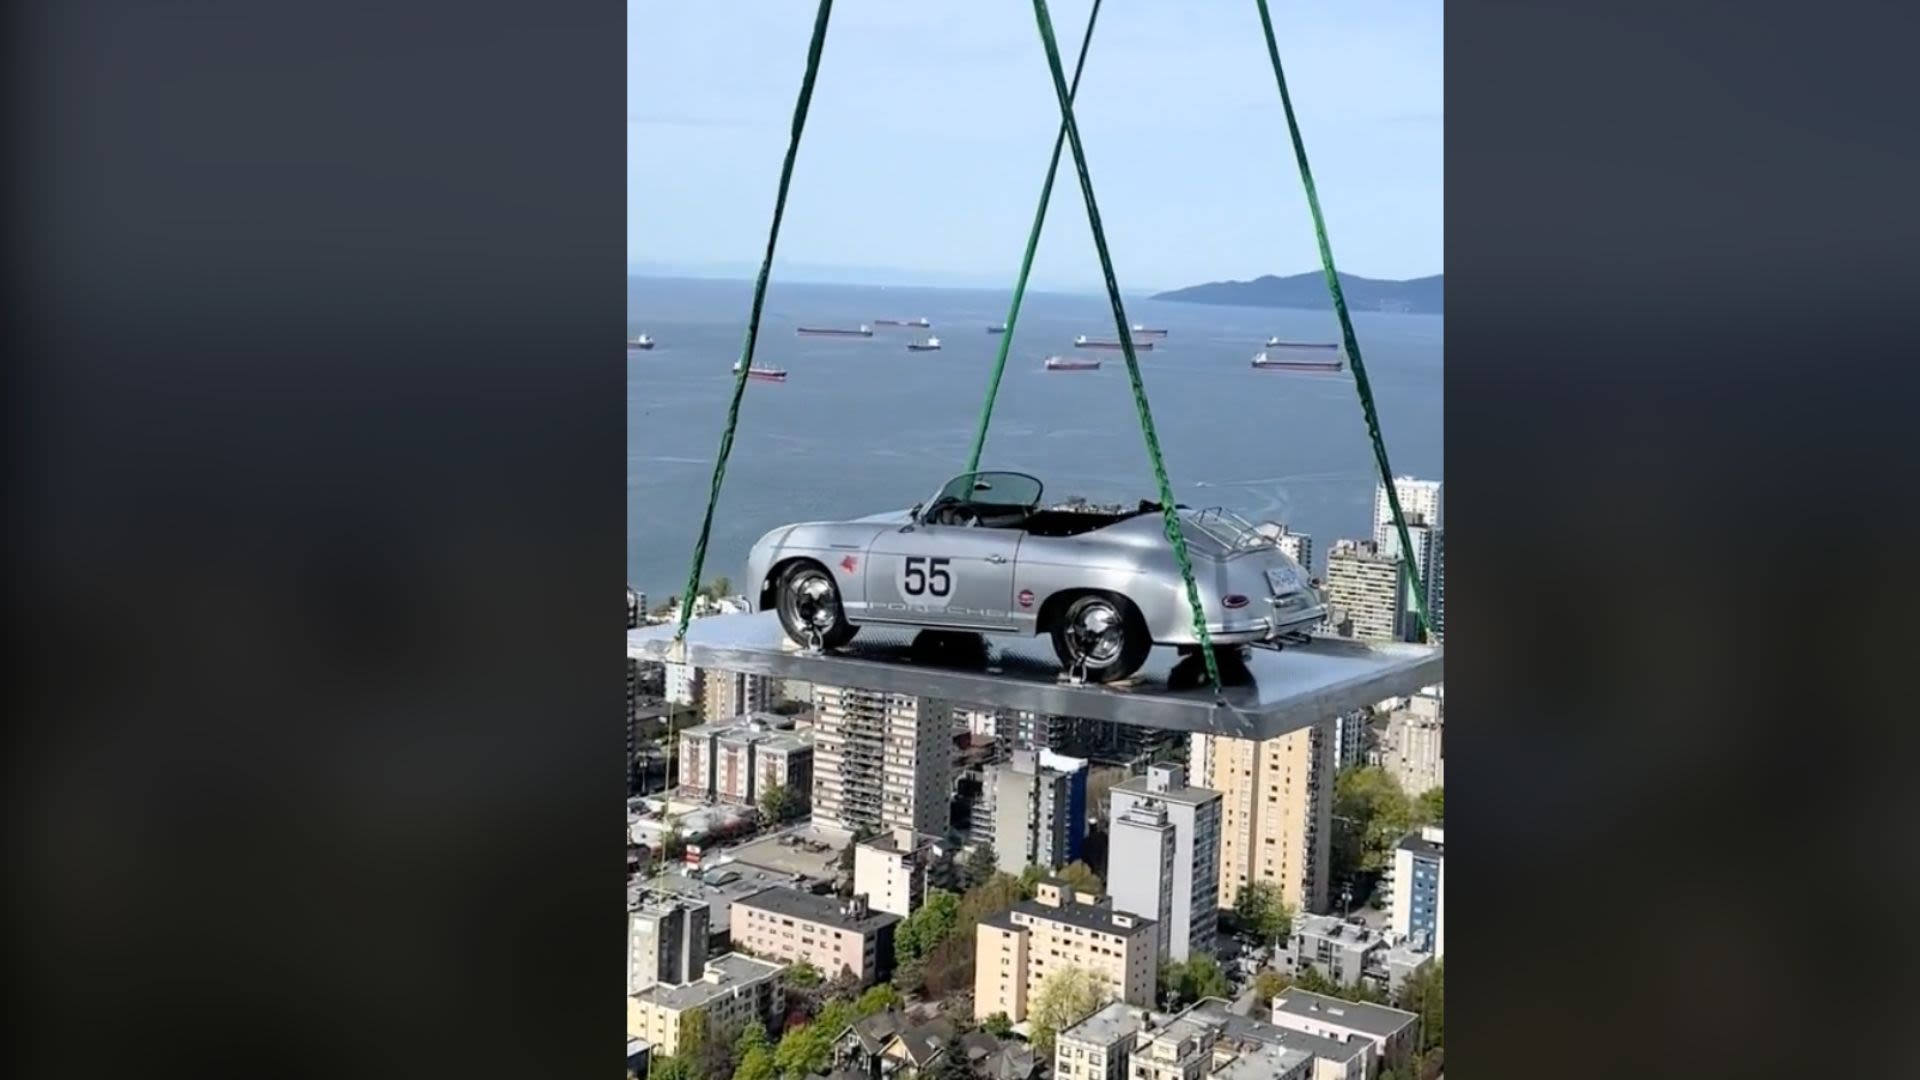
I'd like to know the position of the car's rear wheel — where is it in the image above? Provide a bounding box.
[775,561,857,649]
[1050,593,1151,682]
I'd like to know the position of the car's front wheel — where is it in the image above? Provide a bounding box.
[1050,593,1151,683]
[775,560,857,649]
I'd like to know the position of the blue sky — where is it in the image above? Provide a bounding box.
[628,1,1441,292]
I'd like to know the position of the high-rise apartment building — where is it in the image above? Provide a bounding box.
[1107,800,1177,960]
[973,880,1158,1024]
[1387,826,1445,957]
[811,685,955,837]
[703,669,774,725]
[1191,726,1333,914]
[1372,477,1442,548]
[990,748,1089,874]
[664,662,702,708]
[1107,765,1223,962]
[1324,540,1406,643]
[1375,691,1442,798]
[1255,522,1316,577]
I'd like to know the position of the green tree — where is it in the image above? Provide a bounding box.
[774,998,853,1080]
[784,960,822,988]
[1180,954,1231,1001]
[981,1012,1014,1038]
[1029,966,1101,1055]
[734,1020,770,1060]
[1413,786,1443,826]
[1397,961,1444,1053]
[759,782,793,824]
[734,1043,775,1080]
[1333,766,1414,877]
[1017,864,1047,896]
[854,982,901,1017]
[1057,860,1103,895]
[896,888,961,966]
[648,1056,692,1080]
[962,844,998,889]
[1251,969,1288,1010]
[957,872,1024,925]
[1234,881,1292,946]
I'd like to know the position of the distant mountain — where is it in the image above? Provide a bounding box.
[1152,271,1442,314]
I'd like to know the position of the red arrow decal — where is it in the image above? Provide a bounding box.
[840,555,858,574]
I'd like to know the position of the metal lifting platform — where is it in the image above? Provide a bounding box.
[628,612,1442,740]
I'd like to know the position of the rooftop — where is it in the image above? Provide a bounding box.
[1209,1042,1313,1080]
[1059,1001,1159,1047]
[680,712,813,754]
[1271,990,1418,1039]
[629,952,783,1012]
[1113,773,1222,807]
[1293,913,1382,950]
[634,862,807,923]
[735,886,901,933]
[1184,999,1368,1066]
[1010,896,1154,937]
[1396,832,1445,860]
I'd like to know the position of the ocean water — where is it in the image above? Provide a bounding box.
[628,275,1441,600]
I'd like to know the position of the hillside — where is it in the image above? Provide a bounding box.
[1152,271,1442,314]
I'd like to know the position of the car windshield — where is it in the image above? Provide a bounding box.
[932,471,1043,509]
[1185,507,1273,553]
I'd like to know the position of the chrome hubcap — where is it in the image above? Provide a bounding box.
[789,571,838,629]
[1068,602,1123,664]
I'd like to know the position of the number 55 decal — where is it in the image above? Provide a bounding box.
[903,555,953,597]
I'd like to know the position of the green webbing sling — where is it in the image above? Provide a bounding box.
[1252,0,1431,639]
[965,0,1106,474]
[674,0,835,646]
[1029,0,1224,694]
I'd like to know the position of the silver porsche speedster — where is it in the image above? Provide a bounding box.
[744,471,1327,682]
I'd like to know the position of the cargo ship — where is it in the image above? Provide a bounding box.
[987,324,1007,334]
[1074,335,1154,350]
[1045,355,1101,371]
[906,337,942,352]
[1265,337,1339,349]
[1251,350,1344,372]
[875,317,931,328]
[1130,323,1168,337]
[627,333,654,350]
[797,324,873,337]
[733,360,788,382]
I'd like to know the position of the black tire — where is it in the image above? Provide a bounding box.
[1050,593,1151,683]
[775,560,857,649]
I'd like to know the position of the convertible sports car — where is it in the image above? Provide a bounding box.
[745,471,1328,682]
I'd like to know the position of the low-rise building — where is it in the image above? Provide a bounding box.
[678,713,814,807]
[1269,991,1420,1080]
[834,1011,1038,1080]
[973,880,1158,1023]
[632,862,809,940]
[1275,912,1435,1002]
[1055,1001,1313,1080]
[730,887,900,987]
[625,952,785,1056]
[1184,1000,1372,1080]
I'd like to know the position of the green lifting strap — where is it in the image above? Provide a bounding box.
[1252,0,1431,639]
[964,0,1106,474]
[674,0,836,646]
[1029,0,1225,694]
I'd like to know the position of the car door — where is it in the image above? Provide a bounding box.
[863,522,1021,631]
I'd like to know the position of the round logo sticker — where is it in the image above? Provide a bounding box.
[1017,589,1035,608]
